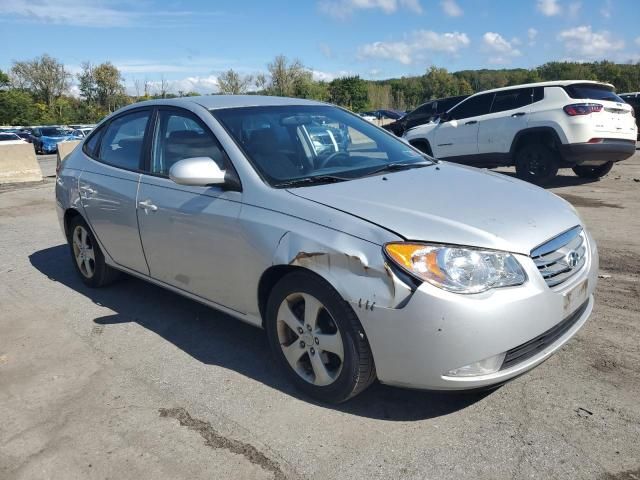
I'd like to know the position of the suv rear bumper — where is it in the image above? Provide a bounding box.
[559,139,636,166]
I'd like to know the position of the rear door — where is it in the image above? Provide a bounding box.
[478,88,534,155]
[79,109,151,275]
[136,107,245,310]
[432,93,493,159]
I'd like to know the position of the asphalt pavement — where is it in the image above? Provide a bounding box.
[1,152,639,480]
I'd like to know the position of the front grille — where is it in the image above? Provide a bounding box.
[531,226,587,288]
[501,299,589,370]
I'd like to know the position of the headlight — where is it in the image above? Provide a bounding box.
[384,243,526,294]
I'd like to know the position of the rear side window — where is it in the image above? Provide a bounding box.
[449,93,493,120]
[621,96,640,108]
[491,88,533,113]
[564,84,623,102]
[84,125,103,156]
[98,110,150,170]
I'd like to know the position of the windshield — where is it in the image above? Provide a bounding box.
[41,127,68,136]
[212,105,432,186]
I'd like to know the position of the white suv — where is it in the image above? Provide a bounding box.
[404,80,637,183]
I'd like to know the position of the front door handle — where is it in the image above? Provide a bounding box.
[465,120,478,125]
[138,199,158,213]
[511,112,526,117]
[79,185,96,196]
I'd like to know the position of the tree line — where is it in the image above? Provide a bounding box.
[1,53,639,126]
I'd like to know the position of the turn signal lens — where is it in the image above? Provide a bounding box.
[384,243,526,294]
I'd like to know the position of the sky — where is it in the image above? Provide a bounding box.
[0,0,639,95]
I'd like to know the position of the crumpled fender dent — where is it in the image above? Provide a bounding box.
[273,231,413,310]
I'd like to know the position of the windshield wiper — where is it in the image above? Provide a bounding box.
[276,175,350,188]
[364,161,434,177]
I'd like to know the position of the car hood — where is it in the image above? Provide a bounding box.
[287,163,581,255]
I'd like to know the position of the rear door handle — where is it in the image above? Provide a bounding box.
[511,112,526,117]
[465,120,478,125]
[138,199,158,213]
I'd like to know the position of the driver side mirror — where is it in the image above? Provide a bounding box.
[169,157,238,189]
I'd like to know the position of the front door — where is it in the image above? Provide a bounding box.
[79,109,151,275]
[432,93,494,160]
[136,108,245,311]
[478,88,533,155]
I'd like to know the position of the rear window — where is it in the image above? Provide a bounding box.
[621,95,640,108]
[564,84,623,102]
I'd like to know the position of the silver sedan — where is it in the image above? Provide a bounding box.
[56,95,598,403]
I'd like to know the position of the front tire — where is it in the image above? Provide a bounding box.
[265,271,376,403]
[515,143,559,185]
[572,161,613,179]
[68,216,120,288]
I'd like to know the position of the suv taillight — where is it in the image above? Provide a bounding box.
[563,103,603,116]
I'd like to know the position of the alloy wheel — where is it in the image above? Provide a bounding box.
[276,292,344,386]
[72,225,96,279]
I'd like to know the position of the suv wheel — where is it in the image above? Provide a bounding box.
[515,143,559,185]
[572,161,613,179]
[68,216,120,287]
[265,271,376,403]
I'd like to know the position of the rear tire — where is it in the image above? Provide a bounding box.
[68,216,120,288]
[265,271,376,403]
[572,161,613,179]
[515,143,559,185]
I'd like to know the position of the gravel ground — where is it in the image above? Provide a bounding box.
[1,153,639,480]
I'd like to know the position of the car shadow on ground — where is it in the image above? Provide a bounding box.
[29,244,492,421]
[492,169,599,189]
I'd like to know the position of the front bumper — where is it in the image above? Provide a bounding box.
[559,139,636,166]
[354,230,598,390]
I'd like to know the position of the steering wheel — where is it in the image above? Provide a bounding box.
[317,151,350,169]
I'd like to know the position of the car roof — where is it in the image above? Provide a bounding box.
[127,95,328,111]
[474,80,615,96]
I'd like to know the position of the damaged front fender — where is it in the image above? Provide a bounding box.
[273,231,413,310]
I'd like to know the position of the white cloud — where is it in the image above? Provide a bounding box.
[558,25,624,58]
[128,75,220,96]
[482,32,522,64]
[0,0,222,27]
[318,0,422,19]
[441,0,463,17]
[358,30,470,64]
[537,0,561,16]
[311,70,352,82]
[527,27,538,45]
[568,1,581,17]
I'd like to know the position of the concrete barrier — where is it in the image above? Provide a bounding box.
[0,143,43,184]
[56,140,81,167]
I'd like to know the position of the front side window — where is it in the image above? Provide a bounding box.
[151,110,227,176]
[491,88,532,113]
[448,94,493,120]
[213,105,431,186]
[98,110,149,170]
